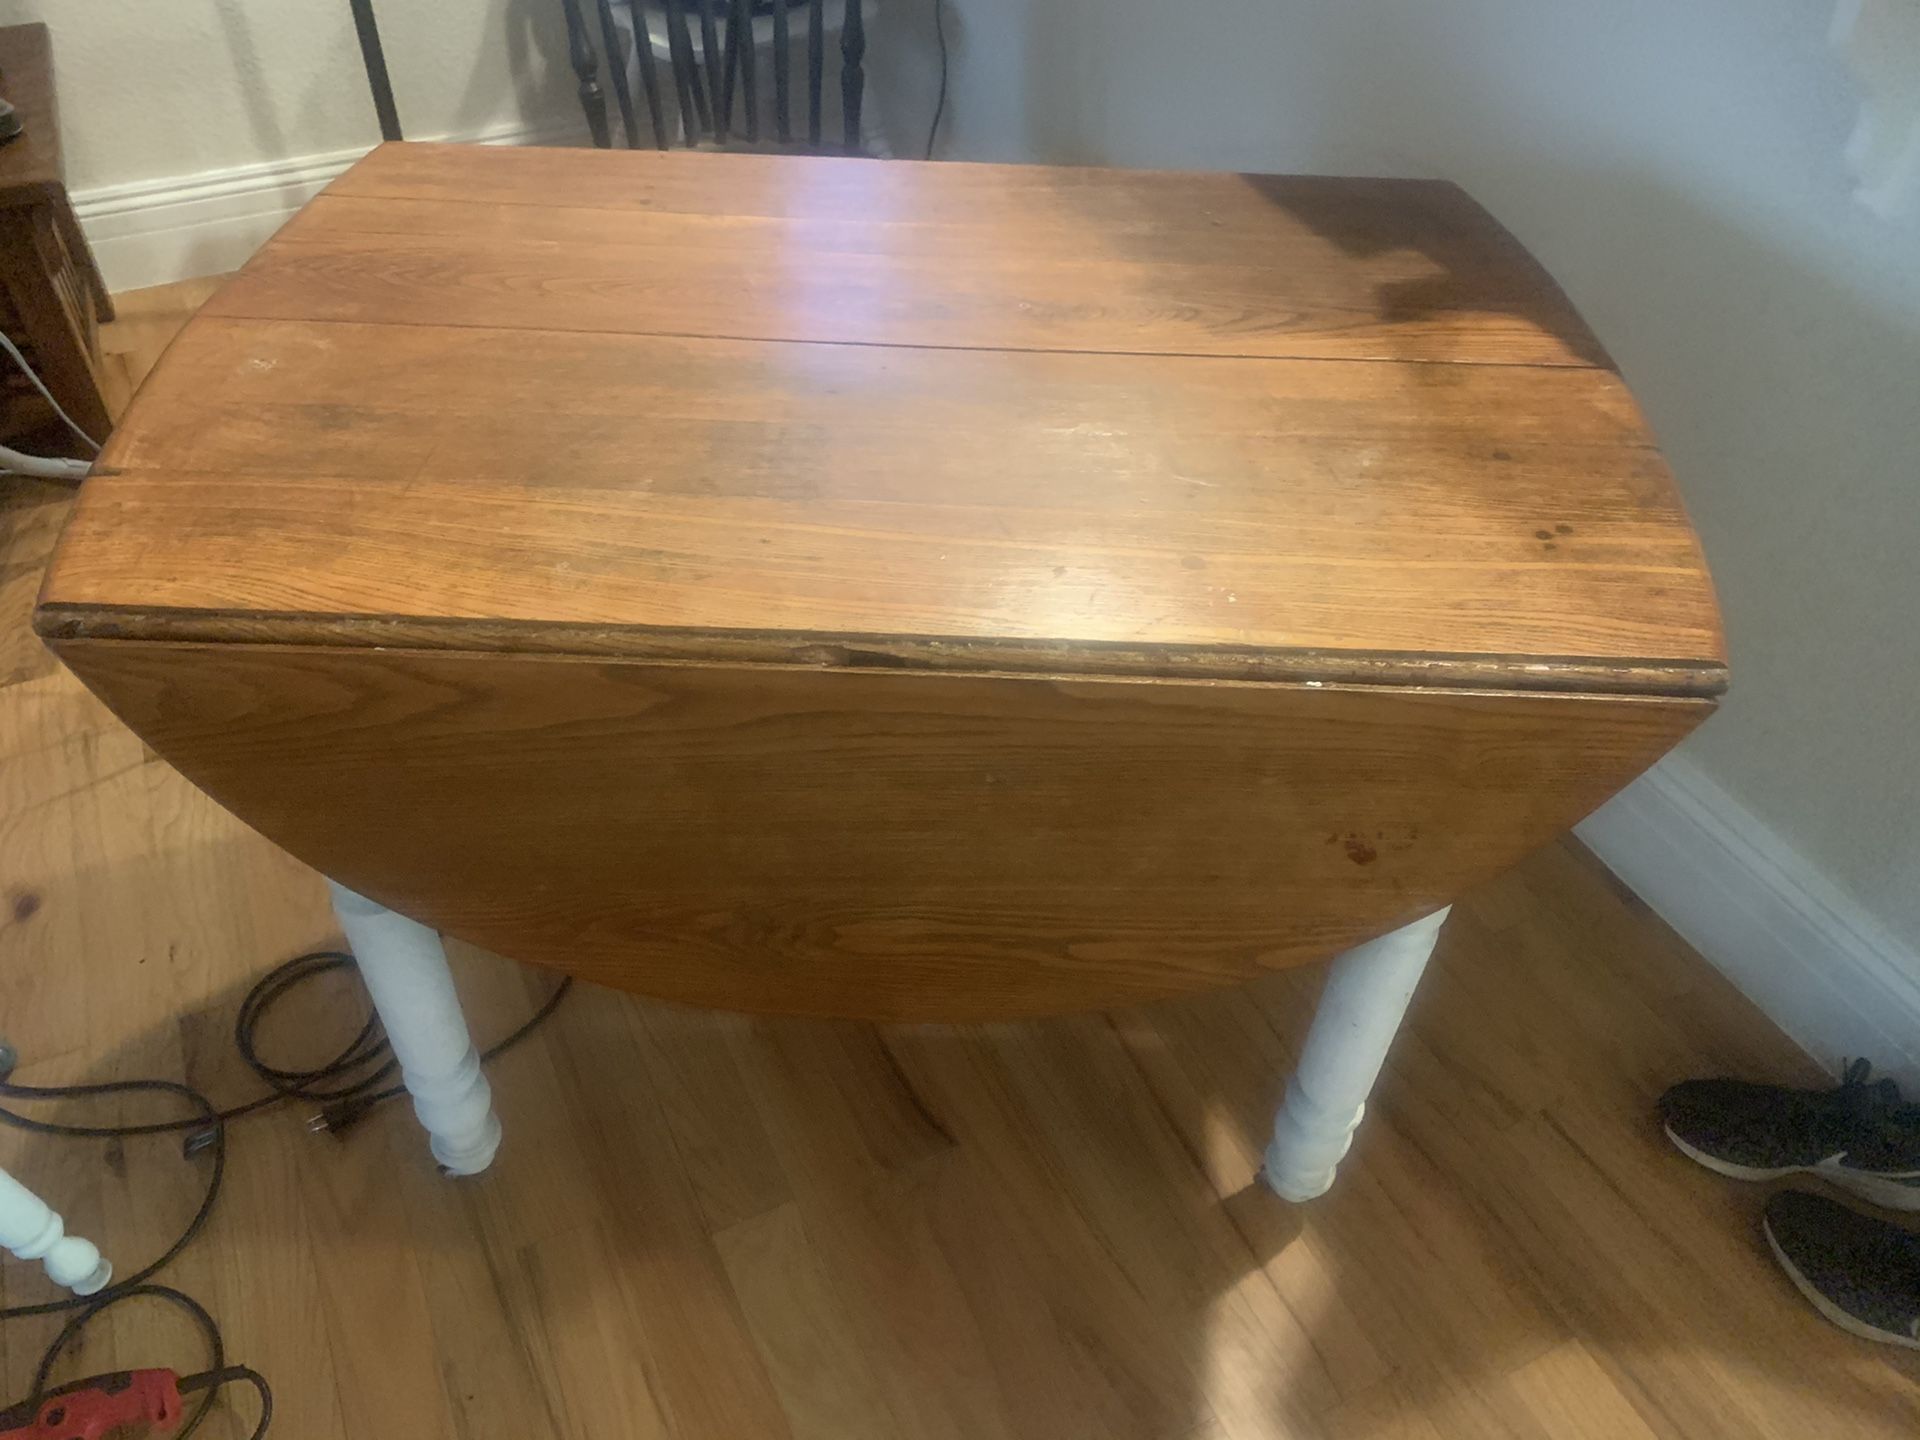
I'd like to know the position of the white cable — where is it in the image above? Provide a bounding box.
[0,330,101,453]
[0,445,91,479]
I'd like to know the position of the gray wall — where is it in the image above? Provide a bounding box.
[874,0,1920,948]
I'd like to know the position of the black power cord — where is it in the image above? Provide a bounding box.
[0,947,571,1436]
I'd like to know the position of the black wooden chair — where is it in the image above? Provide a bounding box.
[558,0,874,155]
[343,0,875,156]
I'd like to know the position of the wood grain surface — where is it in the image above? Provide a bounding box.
[244,147,1607,365]
[40,311,1723,690]
[51,636,1707,1018]
[38,142,1723,695]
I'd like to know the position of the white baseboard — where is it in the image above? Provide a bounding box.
[1577,754,1920,1091]
[73,116,586,294]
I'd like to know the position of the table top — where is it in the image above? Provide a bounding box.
[39,142,1724,698]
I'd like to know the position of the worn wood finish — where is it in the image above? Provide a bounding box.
[45,319,1715,687]
[216,147,1609,369]
[6,288,1889,1439]
[40,147,1720,692]
[37,151,1723,1022]
[48,637,1705,1019]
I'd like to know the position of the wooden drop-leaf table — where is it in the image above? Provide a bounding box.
[26,144,1722,1245]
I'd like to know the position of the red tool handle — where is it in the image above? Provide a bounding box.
[0,1369,184,1440]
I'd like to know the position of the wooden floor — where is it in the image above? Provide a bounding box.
[2,281,1915,1439]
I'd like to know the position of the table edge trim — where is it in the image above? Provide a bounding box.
[34,602,1730,700]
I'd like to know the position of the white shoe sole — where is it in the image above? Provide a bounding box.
[1663,1124,1920,1211]
[1763,1213,1920,1350]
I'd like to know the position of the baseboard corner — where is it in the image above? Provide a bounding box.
[1577,755,1920,1092]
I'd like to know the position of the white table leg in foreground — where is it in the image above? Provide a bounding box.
[327,881,501,1176]
[1263,906,1451,1202]
[0,1163,112,1297]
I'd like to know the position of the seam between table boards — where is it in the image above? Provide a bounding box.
[185,305,1620,374]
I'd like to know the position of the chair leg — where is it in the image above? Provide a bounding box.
[328,882,502,1176]
[1262,906,1450,1201]
[558,0,613,147]
[0,1164,112,1297]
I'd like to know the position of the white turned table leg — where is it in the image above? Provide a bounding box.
[0,1165,112,1297]
[1263,906,1450,1202]
[328,882,502,1176]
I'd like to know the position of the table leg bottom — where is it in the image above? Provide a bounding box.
[0,1162,113,1296]
[327,882,502,1175]
[1263,906,1450,1201]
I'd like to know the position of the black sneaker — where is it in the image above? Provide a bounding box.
[1764,1190,1920,1349]
[1658,1059,1920,1211]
